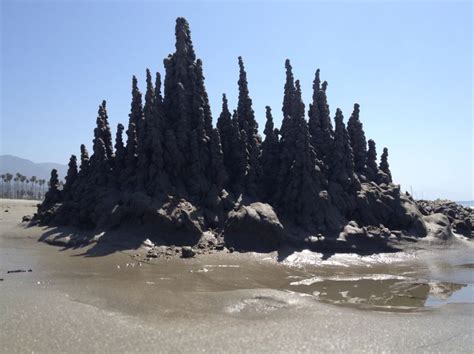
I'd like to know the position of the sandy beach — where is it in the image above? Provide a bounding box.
[1,199,473,352]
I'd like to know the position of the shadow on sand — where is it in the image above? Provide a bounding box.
[35,223,201,258]
[32,222,401,262]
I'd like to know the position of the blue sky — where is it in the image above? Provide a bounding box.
[1,0,472,200]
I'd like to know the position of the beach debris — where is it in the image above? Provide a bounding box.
[22,215,32,222]
[147,250,158,258]
[7,269,32,274]
[181,246,196,258]
[142,238,154,248]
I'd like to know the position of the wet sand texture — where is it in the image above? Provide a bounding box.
[1,199,473,352]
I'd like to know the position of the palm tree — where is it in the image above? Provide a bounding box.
[37,179,42,199]
[13,176,19,199]
[5,173,13,198]
[0,174,5,198]
[30,176,37,200]
[39,179,46,199]
[20,174,27,199]
[25,179,30,199]
[20,175,25,198]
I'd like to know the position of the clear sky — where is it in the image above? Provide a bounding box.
[1,0,472,200]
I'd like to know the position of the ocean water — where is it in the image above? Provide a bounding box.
[457,200,474,208]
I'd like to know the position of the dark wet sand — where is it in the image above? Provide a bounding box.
[1,199,473,352]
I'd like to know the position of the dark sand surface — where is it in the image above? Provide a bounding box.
[1,199,473,352]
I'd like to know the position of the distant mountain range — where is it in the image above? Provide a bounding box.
[0,155,67,181]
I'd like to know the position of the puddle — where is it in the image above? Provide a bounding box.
[425,284,474,307]
[287,264,474,312]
